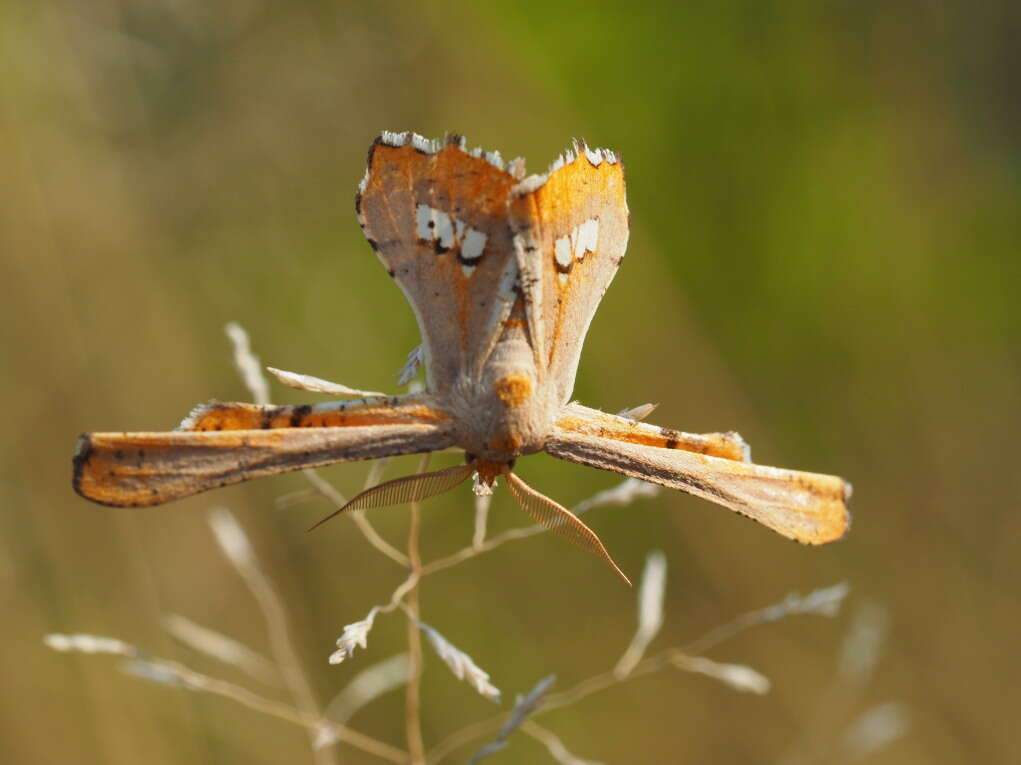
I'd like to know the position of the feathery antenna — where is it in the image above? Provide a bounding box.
[308,464,473,531]
[504,471,631,585]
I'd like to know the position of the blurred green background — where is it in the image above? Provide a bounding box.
[2,1,1019,763]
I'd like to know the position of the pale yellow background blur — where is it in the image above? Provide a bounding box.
[2,2,1019,763]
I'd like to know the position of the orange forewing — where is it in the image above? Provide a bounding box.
[509,149,629,403]
[358,138,521,388]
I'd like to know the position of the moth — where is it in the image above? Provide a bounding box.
[73,131,851,584]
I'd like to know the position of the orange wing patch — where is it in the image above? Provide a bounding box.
[357,134,525,391]
[555,403,750,462]
[179,395,452,432]
[509,144,630,405]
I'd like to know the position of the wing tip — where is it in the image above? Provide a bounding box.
[71,432,147,507]
[511,138,622,198]
[837,478,854,539]
[71,433,93,498]
[802,477,853,545]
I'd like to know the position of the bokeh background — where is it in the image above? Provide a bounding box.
[2,1,1019,763]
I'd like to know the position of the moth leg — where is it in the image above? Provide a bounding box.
[266,367,385,398]
[396,345,424,386]
[178,392,451,432]
[73,423,456,508]
[555,402,750,462]
[544,429,850,545]
[307,464,473,530]
[504,471,630,585]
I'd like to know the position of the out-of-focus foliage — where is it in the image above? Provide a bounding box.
[1,1,1018,763]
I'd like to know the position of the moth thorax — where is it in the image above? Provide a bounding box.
[493,372,532,408]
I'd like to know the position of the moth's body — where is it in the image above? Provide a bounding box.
[444,309,552,471]
[73,131,852,583]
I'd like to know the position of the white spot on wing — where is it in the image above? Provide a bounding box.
[416,204,433,241]
[461,228,487,261]
[556,218,599,270]
[415,204,486,266]
[577,218,599,259]
[434,210,454,249]
[461,264,476,277]
[558,272,569,286]
[555,236,573,269]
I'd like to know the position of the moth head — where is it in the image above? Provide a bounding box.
[465,454,514,494]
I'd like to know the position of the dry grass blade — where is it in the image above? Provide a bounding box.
[668,652,770,694]
[615,551,667,677]
[685,582,850,655]
[45,633,405,763]
[505,472,630,586]
[165,614,279,686]
[302,468,410,567]
[838,601,888,683]
[467,674,556,763]
[44,633,137,657]
[208,507,337,765]
[308,464,473,531]
[225,322,271,406]
[267,366,385,398]
[521,722,603,765]
[417,621,501,703]
[838,702,909,761]
[323,653,410,726]
[571,477,660,516]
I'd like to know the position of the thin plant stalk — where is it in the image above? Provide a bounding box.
[212,508,337,765]
[405,454,430,764]
[303,468,410,567]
